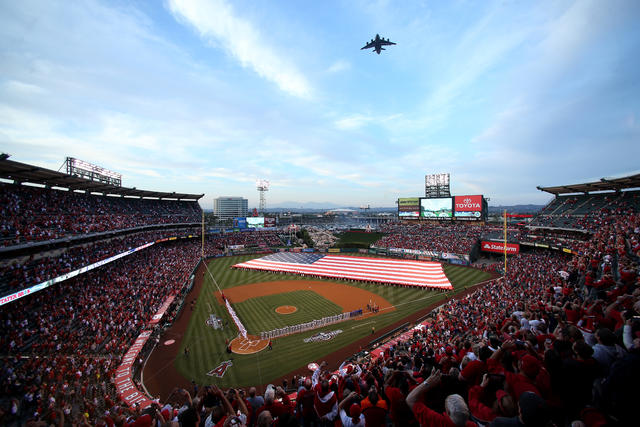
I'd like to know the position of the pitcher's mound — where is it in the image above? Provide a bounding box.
[275,305,297,314]
[230,335,269,354]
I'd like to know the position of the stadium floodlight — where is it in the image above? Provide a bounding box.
[257,179,270,214]
[425,173,450,198]
[65,157,122,187]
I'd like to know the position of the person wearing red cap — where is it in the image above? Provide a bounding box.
[338,392,365,427]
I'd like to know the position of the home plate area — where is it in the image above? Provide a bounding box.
[230,335,269,354]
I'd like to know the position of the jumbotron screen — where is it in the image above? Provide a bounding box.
[246,217,264,228]
[420,197,452,219]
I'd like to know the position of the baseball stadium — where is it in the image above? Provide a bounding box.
[1,156,640,426]
[2,1,639,425]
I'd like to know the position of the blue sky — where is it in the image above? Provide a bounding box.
[1,0,639,209]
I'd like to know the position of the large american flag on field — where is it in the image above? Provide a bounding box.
[232,253,453,289]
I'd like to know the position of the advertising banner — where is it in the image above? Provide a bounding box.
[148,295,175,325]
[420,198,452,219]
[233,217,247,229]
[264,217,276,227]
[115,330,153,409]
[441,253,470,263]
[454,195,483,218]
[480,241,520,254]
[398,197,420,218]
[0,242,155,307]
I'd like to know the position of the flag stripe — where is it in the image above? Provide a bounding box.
[233,254,453,289]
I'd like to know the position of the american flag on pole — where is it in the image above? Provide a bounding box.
[232,253,453,289]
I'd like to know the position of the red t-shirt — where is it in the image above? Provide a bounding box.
[412,401,476,427]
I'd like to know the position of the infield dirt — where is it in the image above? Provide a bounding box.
[215,280,394,317]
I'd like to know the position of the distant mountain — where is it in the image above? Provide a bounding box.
[270,201,344,209]
[488,204,545,214]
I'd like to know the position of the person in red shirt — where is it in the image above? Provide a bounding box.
[384,369,417,426]
[406,370,476,427]
[255,386,292,422]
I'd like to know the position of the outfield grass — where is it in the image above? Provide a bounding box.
[174,254,491,388]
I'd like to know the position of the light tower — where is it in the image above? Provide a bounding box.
[256,179,270,214]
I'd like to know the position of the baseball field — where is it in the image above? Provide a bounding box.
[143,253,492,398]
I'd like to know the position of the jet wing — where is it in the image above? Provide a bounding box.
[361,41,376,50]
[379,40,396,46]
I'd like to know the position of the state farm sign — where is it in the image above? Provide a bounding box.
[481,241,520,254]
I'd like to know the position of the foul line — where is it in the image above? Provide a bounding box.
[351,321,375,329]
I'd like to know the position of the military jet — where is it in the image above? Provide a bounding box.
[361,34,396,54]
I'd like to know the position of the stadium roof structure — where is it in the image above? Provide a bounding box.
[537,173,640,196]
[0,157,204,200]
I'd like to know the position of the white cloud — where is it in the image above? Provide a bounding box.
[3,80,46,95]
[167,0,312,98]
[334,114,372,130]
[327,60,350,73]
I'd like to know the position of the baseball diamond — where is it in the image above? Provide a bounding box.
[143,253,492,397]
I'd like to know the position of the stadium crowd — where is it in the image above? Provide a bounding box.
[374,223,487,254]
[0,230,286,296]
[0,183,201,246]
[0,240,204,426]
[1,184,640,426]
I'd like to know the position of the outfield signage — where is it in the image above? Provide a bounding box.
[386,247,439,258]
[481,241,520,254]
[233,217,247,228]
[454,195,482,218]
[115,330,153,409]
[398,197,420,218]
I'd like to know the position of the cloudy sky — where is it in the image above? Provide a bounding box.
[1,0,639,209]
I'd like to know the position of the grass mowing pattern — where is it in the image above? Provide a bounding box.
[232,290,343,335]
[174,254,491,387]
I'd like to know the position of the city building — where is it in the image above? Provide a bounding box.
[214,197,248,219]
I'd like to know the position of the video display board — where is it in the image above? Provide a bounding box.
[454,195,483,219]
[233,217,247,228]
[420,197,452,219]
[247,217,265,228]
[264,217,276,227]
[398,197,420,218]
